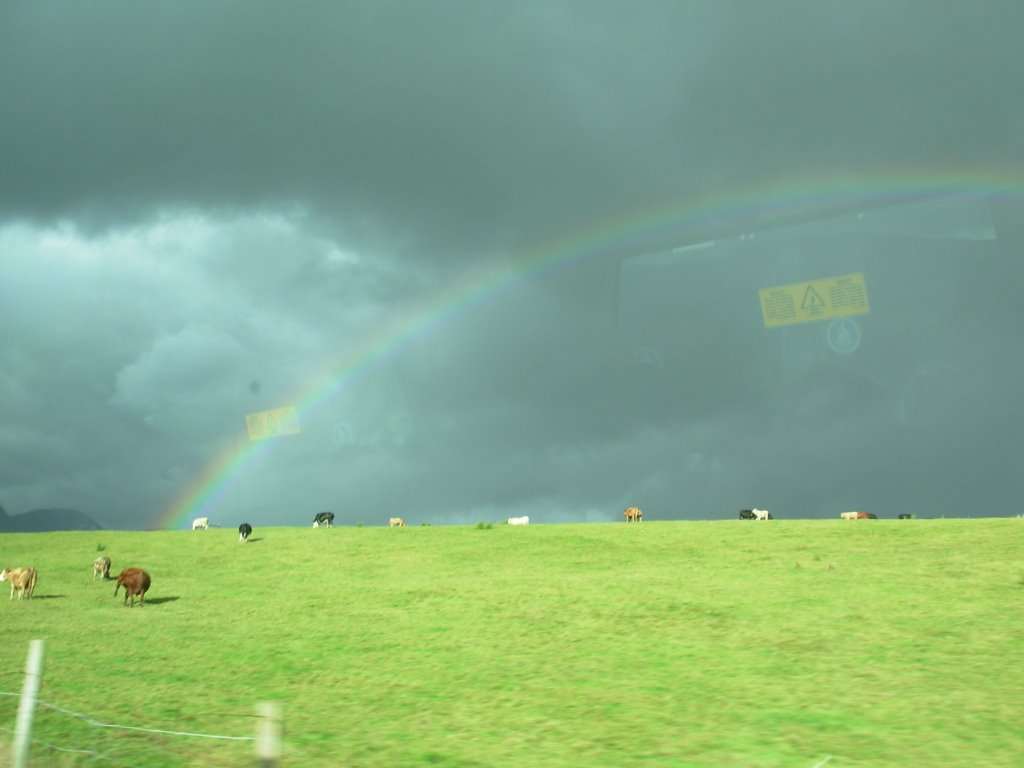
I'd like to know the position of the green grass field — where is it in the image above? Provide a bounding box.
[0,519,1020,767]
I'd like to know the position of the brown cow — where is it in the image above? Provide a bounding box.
[624,506,643,523]
[93,556,112,580]
[114,568,151,608]
[1,567,38,600]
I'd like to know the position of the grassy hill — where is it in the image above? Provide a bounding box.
[0,519,1020,767]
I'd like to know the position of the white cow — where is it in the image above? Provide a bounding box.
[192,517,209,530]
[752,508,771,521]
[507,516,530,526]
[388,517,406,527]
[93,556,111,580]
[840,511,859,520]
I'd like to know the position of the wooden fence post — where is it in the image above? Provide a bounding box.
[255,701,282,767]
[12,639,44,768]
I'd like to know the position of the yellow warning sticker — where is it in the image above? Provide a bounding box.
[245,405,301,441]
[759,273,869,328]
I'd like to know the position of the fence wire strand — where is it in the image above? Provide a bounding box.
[37,699,256,740]
[0,689,255,742]
[1,687,263,767]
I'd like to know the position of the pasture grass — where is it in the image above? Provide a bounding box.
[0,519,1020,767]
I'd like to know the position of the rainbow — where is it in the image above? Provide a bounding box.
[157,165,1023,528]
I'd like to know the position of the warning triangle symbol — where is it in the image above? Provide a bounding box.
[801,285,826,310]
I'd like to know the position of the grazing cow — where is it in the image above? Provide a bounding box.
[93,556,111,580]
[739,509,757,520]
[192,517,209,530]
[856,512,876,520]
[752,508,772,521]
[0,567,37,600]
[114,568,151,608]
[388,517,406,527]
[624,506,643,522]
[840,512,860,520]
[898,514,915,520]
[238,523,253,542]
[507,516,529,525]
[312,511,335,528]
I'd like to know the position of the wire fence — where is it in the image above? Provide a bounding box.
[1,686,840,768]
[0,723,118,766]
[0,687,310,767]
[0,691,257,742]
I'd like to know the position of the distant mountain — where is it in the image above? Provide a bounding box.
[0,504,103,532]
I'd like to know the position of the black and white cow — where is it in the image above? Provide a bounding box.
[312,511,335,528]
[238,523,253,542]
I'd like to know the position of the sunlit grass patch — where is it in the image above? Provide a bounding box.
[0,519,1020,767]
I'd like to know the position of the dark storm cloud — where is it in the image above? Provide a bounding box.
[1,3,1022,528]
[3,1,1022,256]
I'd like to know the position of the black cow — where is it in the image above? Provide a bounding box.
[898,514,914,520]
[238,523,253,542]
[739,509,757,520]
[313,511,335,528]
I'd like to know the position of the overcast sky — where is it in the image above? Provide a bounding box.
[2,2,1022,529]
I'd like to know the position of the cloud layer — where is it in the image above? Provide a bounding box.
[1,3,1022,527]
